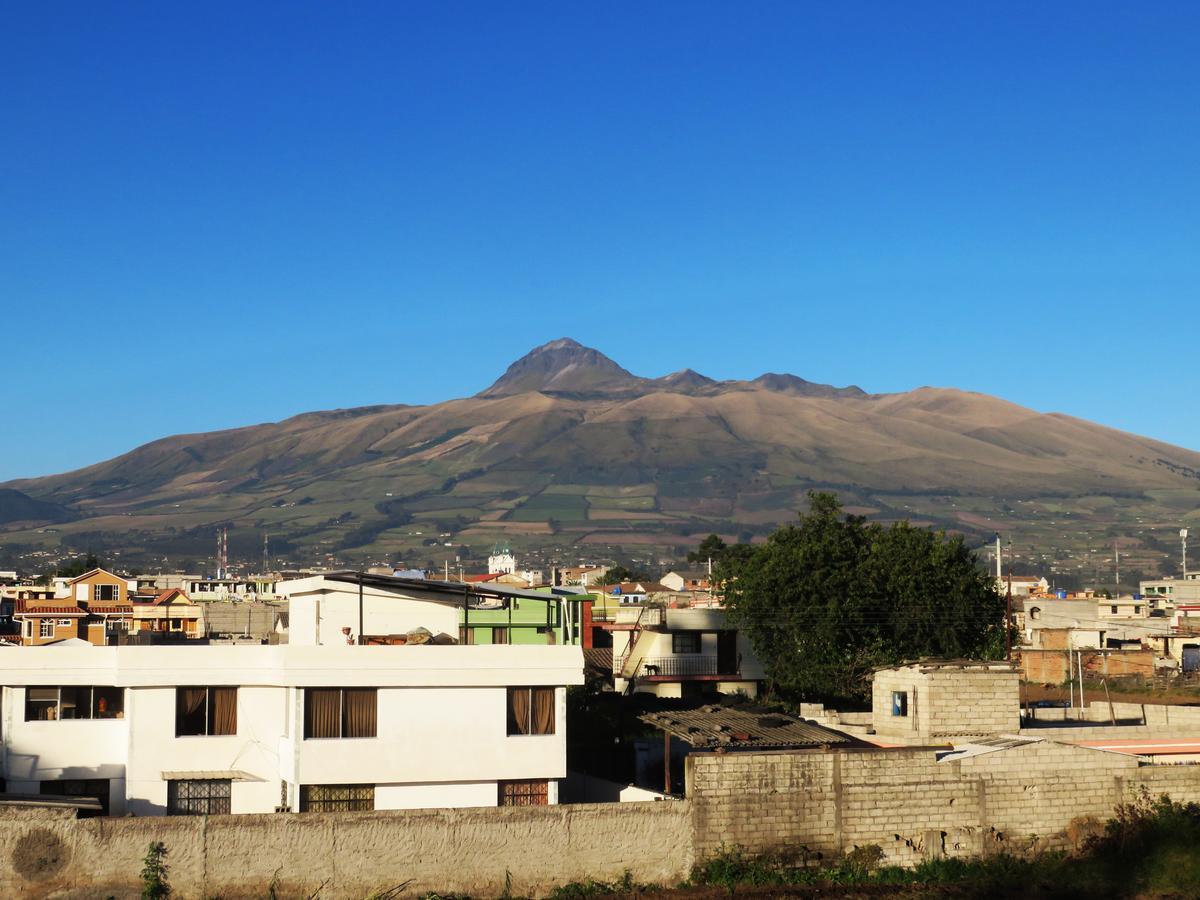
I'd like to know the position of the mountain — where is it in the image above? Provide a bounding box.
[0,489,73,528]
[2,339,1198,574]
[480,338,645,397]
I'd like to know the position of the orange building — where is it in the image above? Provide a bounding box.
[133,588,203,638]
[14,568,135,646]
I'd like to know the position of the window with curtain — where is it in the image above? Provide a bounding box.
[299,784,375,812]
[498,779,548,806]
[175,687,238,736]
[506,687,555,735]
[304,688,377,739]
[167,778,231,815]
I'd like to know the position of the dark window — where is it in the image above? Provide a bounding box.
[176,687,238,736]
[506,687,555,735]
[1111,606,1119,615]
[167,779,231,815]
[299,784,375,812]
[892,691,908,717]
[498,779,548,806]
[303,688,377,739]
[24,686,124,721]
[672,633,701,654]
[40,778,110,817]
[93,584,118,602]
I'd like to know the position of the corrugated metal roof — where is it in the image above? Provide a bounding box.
[640,705,853,750]
[325,572,568,605]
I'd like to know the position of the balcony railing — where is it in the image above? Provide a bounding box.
[634,655,739,679]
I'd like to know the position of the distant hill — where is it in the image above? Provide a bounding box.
[0,489,73,527]
[3,338,1198,572]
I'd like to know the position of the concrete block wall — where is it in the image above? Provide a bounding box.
[873,665,1019,741]
[924,669,1020,737]
[689,748,985,866]
[688,740,1200,868]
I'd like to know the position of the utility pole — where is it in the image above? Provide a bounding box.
[1005,537,1013,661]
[1183,529,1190,579]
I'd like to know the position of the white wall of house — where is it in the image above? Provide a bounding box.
[124,684,285,816]
[2,696,130,813]
[0,644,581,816]
[280,577,459,646]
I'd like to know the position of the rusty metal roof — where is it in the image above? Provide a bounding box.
[639,704,853,750]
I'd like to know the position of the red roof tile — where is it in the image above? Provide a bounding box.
[15,599,86,617]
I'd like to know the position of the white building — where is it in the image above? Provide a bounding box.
[611,607,764,699]
[279,574,461,646]
[488,551,517,575]
[0,642,582,817]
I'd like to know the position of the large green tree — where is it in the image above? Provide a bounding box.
[721,492,1004,705]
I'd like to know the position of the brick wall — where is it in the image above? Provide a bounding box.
[1019,650,1157,683]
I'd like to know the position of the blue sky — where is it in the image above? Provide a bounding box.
[2,2,1197,480]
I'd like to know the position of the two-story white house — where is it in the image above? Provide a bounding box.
[0,574,584,817]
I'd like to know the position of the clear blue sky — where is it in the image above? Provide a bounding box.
[2,2,1197,481]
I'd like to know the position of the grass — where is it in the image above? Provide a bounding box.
[508,492,590,522]
[685,791,1200,898]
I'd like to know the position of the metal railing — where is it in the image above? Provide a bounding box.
[634,656,738,678]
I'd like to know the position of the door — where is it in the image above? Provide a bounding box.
[1183,645,1200,673]
[717,630,739,675]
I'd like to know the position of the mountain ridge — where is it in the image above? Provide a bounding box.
[2,338,1197,571]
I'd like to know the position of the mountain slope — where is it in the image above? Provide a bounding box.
[3,339,1198,571]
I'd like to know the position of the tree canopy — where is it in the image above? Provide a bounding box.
[719,492,1004,705]
[600,564,644,584]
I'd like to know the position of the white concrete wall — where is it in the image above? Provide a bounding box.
[124,685,284,816]
[291,686,567,787]
[281,579,459,646]
[2,686,129,813]
[375,781,499,809]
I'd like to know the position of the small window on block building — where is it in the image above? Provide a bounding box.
[892,690,908,717]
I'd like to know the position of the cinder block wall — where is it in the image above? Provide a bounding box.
[872,665,1020,741]
[688,741,1200,867]
[924,669,1020,737]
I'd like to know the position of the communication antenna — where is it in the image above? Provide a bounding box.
[263,533,270,573]
[1183,528,1190,579]
[215,526,229,579]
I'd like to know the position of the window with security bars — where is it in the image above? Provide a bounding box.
[498,779,548,806]
[299,784,375,812]
[167,778,231,815]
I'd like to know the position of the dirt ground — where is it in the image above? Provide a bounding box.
[1021,679,1200,708]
